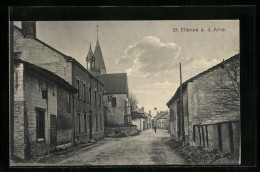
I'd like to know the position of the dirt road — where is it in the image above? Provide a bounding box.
[59,129,186,165]
[14,129,187,166]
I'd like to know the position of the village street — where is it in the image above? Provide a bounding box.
[16,129,187,166]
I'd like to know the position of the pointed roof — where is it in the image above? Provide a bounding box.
[14,59,77,93]
[166,54,240,107]
[98,73,128,94]
[86,44,94,60]
[153,111,169,120]
[131,107,147,119]
[94,39,106,70]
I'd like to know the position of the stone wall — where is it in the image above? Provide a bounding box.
[105,125,137,136]
[187,61,240,125]
[104,94,128,125]
[23,70,57,157]
[168,87,189,141]
[13,101,26,159]
[57,86,74,145]
[14,27,73,84]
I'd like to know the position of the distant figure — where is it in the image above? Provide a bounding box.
[154,126,157,133]
[115,129,120,141]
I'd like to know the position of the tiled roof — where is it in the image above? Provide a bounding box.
[94,40,106,70]
[15,59,77,93]
[131,112,147,119]
[153,111,169,120]
[166,54,240,107]
[98,73,128,94]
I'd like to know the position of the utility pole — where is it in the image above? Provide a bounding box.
[179,63,185,145]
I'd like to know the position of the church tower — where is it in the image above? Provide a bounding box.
[86,25,106,75]
[86,44,95,72]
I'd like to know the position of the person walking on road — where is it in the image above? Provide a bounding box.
[154,126,157,133]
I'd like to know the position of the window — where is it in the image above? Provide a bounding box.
[84,114,87,133]
[112,97,117,107]
[100,116,102,131]
[76,80,80,99]
[89,87,92,104]
[91,60,95,69]
[96,116,98,132]
[77,113,81,134]
[42,89,48,99]
[95,91,97,106]
[97,69,101,74]
[38,80,42,90]
[36,108,45,141]
[87,61,91,70]
[66,92,71,112]
[99,93,102,107]
[83,84,86,102]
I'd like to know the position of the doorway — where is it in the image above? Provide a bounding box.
[89,114,92,139]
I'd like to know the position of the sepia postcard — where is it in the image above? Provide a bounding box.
[9,18,242,166]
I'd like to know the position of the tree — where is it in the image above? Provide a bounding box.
[129,92,138,111]
[215,57,240,112]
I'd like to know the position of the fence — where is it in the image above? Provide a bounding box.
[193,120,240,155]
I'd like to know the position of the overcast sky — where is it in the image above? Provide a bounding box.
[15,20,239,116]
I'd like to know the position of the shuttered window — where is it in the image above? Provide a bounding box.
[112,97,117,107]
[36,109,45,141]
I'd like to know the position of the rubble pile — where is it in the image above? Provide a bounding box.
[162,137,239,165]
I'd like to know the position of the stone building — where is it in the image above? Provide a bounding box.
[13,22,105,146]
[153,111,169,129]
[166,54,240,156]
[131,107,147,131]
[13,59,77,160]
[144,110,152,130]
[98,73,131,126]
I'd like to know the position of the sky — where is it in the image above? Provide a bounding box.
[15,20,239,117]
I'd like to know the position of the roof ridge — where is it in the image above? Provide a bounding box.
[15,59,77,92]
[99,73,127,76]
[166,53,240,106]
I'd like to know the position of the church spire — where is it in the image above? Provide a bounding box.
[86,42,95,70]
[96,24,99,41]
[94,24,106,74]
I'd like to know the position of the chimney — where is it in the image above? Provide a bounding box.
[22,21,36,38]
[14,52,22,59]
[141,107,144,112]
